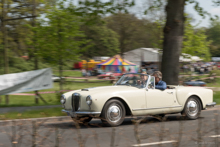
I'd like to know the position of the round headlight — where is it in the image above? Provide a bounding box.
[60,95,66,104]
[86,95,92,105]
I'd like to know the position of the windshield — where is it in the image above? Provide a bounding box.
[116,73,149,88]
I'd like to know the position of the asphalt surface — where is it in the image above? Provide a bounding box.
[0,107,219,147]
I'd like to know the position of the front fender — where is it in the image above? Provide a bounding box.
[90,93,132,113]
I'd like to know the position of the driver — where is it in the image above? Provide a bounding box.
[137,71,148,88]
[152,71,167,90]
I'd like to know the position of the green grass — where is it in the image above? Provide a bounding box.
[206,78,220,87]
[53,70,82,77]
[0,81,112,107]
[0,93,59,107]
[213,91,220,105]
[0,107,66,120]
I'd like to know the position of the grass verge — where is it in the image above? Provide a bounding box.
[213,91,220,105]
[0,81,112,107]
[0,107,66,120]
[53,70,82,77]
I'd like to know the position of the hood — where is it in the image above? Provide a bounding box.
[77,85,138,96]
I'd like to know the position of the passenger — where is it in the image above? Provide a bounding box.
[137,71,148,88]
[152,71,167,90]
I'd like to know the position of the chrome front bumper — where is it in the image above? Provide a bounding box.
[206,102,216,108]
[62,109,101,118]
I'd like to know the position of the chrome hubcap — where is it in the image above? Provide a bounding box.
[187,100,198,116]
[107,104,122,123]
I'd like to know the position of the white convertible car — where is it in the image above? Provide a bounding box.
[61,73,216,127]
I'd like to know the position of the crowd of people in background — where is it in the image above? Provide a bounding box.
[180,62,219,74]
[81,62,220,77]
[139,63,159,75]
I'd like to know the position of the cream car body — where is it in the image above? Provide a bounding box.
[61,73,216,126]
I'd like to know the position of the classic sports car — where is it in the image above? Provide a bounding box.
[61,73,216,127]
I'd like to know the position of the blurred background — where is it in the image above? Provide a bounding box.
[0,1,220,146]
[0,0,219,121]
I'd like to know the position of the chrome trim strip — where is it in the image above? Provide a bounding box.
[76,112,101,115]
[62,109,101,115]
[206,102,216,107]
[132,105,182,111]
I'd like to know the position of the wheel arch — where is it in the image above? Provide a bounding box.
[186,95,204,110]
[101,97,132,116]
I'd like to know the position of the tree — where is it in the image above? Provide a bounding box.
[106,13,157,56]
[147,0,219,84]
[80,24,120,58]
[207,20,220,57]
[34,3,85,91]
[0,0,50,104]
[182,17,211,61]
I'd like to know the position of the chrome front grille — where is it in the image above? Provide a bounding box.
[72,93,81,111]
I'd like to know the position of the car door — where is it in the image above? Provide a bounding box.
[146,89,175,108]
[146,76,175,108]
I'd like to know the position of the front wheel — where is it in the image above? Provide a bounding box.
[101,99,125,127]
[182,96,201,120]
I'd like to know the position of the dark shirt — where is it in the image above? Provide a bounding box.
[155,80,167,90]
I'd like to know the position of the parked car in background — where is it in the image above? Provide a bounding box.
[52,75,65,82]
[61,73,215,127]
[183,78,206,87]
[97,72,123,79]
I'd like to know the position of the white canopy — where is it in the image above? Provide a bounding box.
[179,53,203,62]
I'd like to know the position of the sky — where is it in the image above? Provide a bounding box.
[185,0,220,28]
[63,0,220,28]
[131,0,220,28]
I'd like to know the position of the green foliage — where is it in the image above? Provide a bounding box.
[207,20,220,57]
[182,17,211,61]
[208,20,220,45]
[80,24,120,58]
[0,54,52,75]
[36,5,85,65]
[106,13,163,54]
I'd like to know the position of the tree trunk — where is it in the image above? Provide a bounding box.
[58,19,63,92]
[2,0,10,104]
[59,60,63,91]
[161,0,185,85]
[32,0,39,104]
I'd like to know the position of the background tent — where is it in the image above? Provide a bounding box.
[96,55,138,73]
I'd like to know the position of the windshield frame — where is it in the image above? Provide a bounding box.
[115,73,151,89]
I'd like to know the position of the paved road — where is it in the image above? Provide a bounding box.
[0,107,219,147]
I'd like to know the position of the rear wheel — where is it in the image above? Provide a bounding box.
[101,99,125,127]
[182,96,201,120]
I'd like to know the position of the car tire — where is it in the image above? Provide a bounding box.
[182,96,201,120]
[101,99,125,127]
[72,116,92,125]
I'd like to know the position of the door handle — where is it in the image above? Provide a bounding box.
[167,92,173,94]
